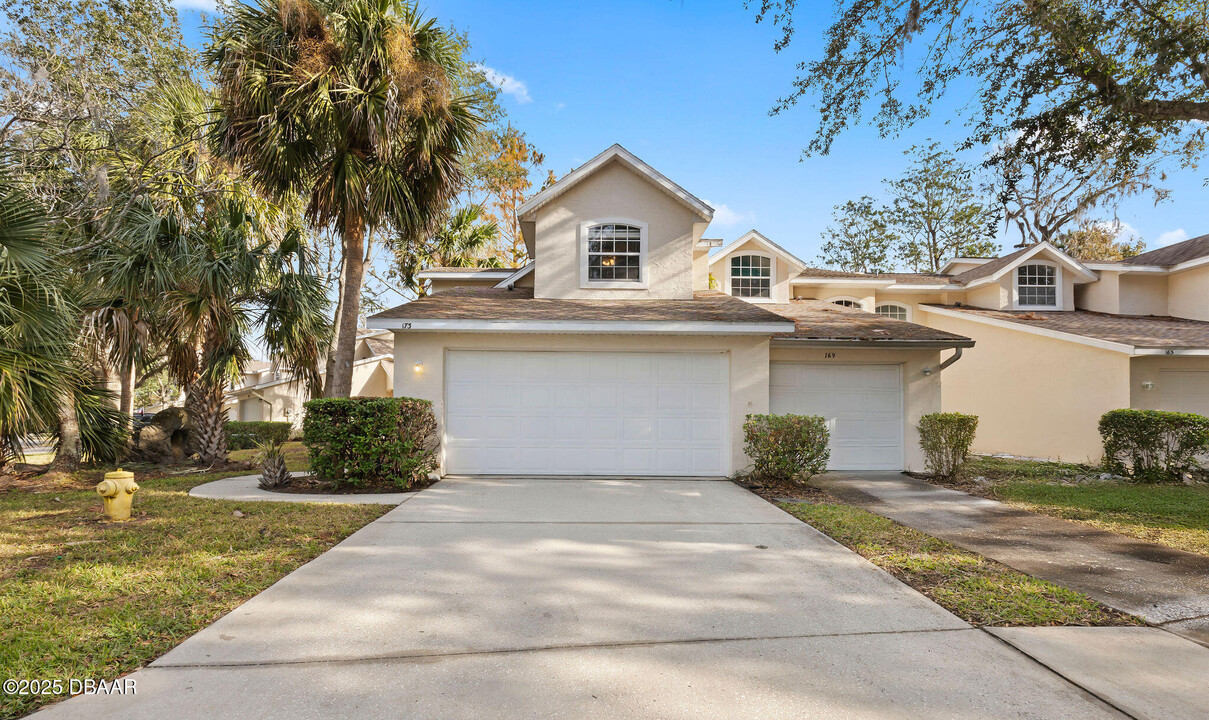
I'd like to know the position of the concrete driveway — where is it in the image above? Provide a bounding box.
[35,478,1124,719]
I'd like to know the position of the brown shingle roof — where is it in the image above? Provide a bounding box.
[1122,233,1209,266]
[369,287,793,324]
[362,337,393,356]
[947,245,1035,285]
[765,300,973,345]
[926,305,1209,349]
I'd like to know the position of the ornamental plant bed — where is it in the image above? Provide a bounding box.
[261,473,439,495]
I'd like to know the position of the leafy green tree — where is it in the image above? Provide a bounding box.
[887,143,1000,272]
[753,0,1209,172]
[1054,220,1146,261]
[468,124,546,266]
[819,197,896,273]
[206,0,485,398]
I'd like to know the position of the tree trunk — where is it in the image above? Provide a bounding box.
[119,361,134,417]
[323,253,346,396]
[189,382,228,466]
[46,391,81,474]
[326,220,365,398]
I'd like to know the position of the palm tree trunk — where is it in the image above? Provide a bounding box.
[119,361,134,417]
[46,392,81,474]
[323,253,345,396]
[326,220,365,398]
[189,381,228,466]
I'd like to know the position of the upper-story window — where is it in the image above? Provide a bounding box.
[730,255,772,298]
[586,223,643,282]
[875,302,910,321]
[832,299,862,309]
[1016,263,1058,308]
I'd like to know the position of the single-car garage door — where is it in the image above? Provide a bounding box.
[770,363,903,471]
[444,350,729,476]
[1159,370,1209,416]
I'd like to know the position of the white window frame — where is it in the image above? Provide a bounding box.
[828,296,869,311]
[874,301,911,321]
[579,219,649,289]
[726,251,776,303]
[1014,261,1062,310]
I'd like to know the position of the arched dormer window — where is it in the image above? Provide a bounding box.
[581,221,646,287]
[1015,263,1059,309]
[729,254,773,299]
[875,302,910,321]
[830,297,864,310]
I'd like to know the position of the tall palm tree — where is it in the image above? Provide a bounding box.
[206,0,484,397]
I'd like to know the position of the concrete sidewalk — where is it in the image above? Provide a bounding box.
[813,472,1209,646]
[31,477,1193,719]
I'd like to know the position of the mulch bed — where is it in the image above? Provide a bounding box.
[731,475,838,504]
[262,474,439,496]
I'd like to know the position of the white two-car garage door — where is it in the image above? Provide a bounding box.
[770,363,904,471]
[444,350,729,476]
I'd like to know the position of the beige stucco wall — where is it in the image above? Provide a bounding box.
[428,277,502,294]
[225,358,393,430]
[1076,270,1120,314]
[709,238,793,303]
[924,311,1130,462]
[1169,265,1209,321]
[768,345,942,471]
[1119,274,1169,316]
[965,281,1008,309]
[390,332,771,475]
[532,160,697,300]
[693,249,711,291]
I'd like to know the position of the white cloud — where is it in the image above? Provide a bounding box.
[473,64,532,104]
[1157,228,1189,247]
[172,0,216,11]
[703,200,753,227]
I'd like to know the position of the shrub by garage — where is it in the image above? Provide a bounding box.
[302,397,438,490]
[226,421,293,450]
[743,414,830,483]
[918,412,979,480]
[1099,409,1209,483]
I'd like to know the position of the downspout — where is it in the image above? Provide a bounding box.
[922,347,963,377]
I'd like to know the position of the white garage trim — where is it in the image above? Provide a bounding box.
[769,362,905,471]
[443,349,731,477]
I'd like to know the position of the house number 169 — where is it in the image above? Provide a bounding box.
[824,352,836,359]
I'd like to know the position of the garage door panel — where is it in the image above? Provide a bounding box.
[770,362,903,471]
[445,350,728,476]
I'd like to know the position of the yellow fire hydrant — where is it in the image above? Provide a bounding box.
[96,469,139,521]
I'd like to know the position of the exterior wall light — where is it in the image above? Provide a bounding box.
[1142,380,1155,390]
[921,367,934,376]
[414,361,424,374]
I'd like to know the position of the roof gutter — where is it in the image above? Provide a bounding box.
[922,347,963,377]
[368,318,797,335]
[770,338,975,349]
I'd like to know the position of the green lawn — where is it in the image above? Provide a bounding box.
[954,457,1209,556]
[0,443,387,720]
[780,501,1139,628]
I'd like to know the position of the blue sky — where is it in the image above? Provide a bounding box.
[175,0,1206,264]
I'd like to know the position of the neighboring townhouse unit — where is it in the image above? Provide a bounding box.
[369,144,974,476]
[710,230,1209,462]
[223,329,395,429]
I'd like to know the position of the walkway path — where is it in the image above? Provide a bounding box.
[813,472,1209,646]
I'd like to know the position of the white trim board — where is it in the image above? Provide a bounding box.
[367,318,796,335]
[493,262,535,289]
[516,144,713,223]
[709,230,808,271]
[417,270,513,281]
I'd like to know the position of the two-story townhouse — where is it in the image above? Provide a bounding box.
[368,145,974,477]
[223,329,395,428]
[708,229,1209,462]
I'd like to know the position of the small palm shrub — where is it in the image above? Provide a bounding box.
[302,397,438,489]
[743,414,830,483]
[1099,409,1209,483]
[919,412,978,479]
[255,439,291,490]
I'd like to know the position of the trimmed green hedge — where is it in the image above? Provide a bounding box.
[301,397,438,489]
[226,421,293,450]
[918,412,978,480]
[743,414,830,483]
[1099,409,1209,483]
